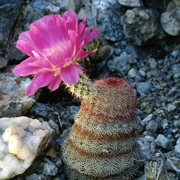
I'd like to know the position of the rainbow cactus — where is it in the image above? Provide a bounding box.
[62,77,140,179]
[12,10,140,179]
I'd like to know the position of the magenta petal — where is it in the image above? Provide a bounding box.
[26,81,39,96]
[33,71,54,88]
[64,11,78,22]
[30,15,69,51]
[14,11,100,94]
[60,64,79,84]
[75,64,87,72]
[16,31,38,57]
[68,29,77,47]
[12,57,40,76]
[63,11,78,31]
[29,24,48,50]
[77,49,96,59]
[16,40,35,57]
[78,16,86,35]
[26,71,54,96]
[19,31,33,42]
[46,40,74,67]
[84,29,100,44]
[48,75,62,91]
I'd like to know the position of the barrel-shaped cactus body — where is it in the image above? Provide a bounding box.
[62,77,140,179]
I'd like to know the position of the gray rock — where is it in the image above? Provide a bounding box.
[31,0,60,13]
[173,0,180,6]
[171,64,180,76]
[171,64,180,83]
[138,136,155,159]
[7,43,26,62]
[0,0,24,68]
[58,174,67,180]
[41,161,58,176]
[128,68,137,78]
[171,50,180,58]
[142,114,153,125]
[175,138,180,156]
[144,150,180,179]
[161,119,168,129]
[118,0,143,7]
[146,120,158,134]
[61,0,82,12]
[0,0,23,43]
[78,2,97,27]
[92,0,125,41]
[65,106,80,122]
[175,144,180,156]
[108,52,131,74]
[30,102,57,118]
[174,120,180,128]
[167,103,176,112]
[7,0,65,62]
[79,0,124,41]
[121,8,162,45]
[55,159,63,168]
[176,138,180,145]
[148,58,157,69]
[96,45,113,61]
[0,70,36,117]
[155,134,171,149]
[140,103,153,114]
[48,120,60,135]
[6,2,42,62]
[0,56,8,69]
[166,151,180,174]
[136,82,151,95]
[135,175,145,180]
[26,174,48,180]
[161,2,180,36]
[143,0,170,12]
[138,69,146,77]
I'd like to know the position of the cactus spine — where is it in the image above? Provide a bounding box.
[62,77,140,179]
[64,73,98,99]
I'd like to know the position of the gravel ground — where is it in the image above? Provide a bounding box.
[0,0,179,180]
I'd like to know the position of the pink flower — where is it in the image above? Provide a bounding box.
[13,11,100,96]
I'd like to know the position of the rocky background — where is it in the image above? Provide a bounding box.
[0,0,179,179]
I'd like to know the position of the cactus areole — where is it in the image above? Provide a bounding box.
[62,77,140,179]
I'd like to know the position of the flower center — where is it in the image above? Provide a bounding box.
[54,68,60,76]
[51,57,77,76]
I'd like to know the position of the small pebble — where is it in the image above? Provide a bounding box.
[167,103,176,112]
[155,134,171,149]
[128,68,137,78]
[175,144,180,157]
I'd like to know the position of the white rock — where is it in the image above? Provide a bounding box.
[0,116,53,180]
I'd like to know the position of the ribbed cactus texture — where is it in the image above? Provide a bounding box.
[64,73,98,99]
[62,77,140,180]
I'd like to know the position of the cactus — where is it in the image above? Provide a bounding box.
[62,77,140,179]
[64,73,98,99]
